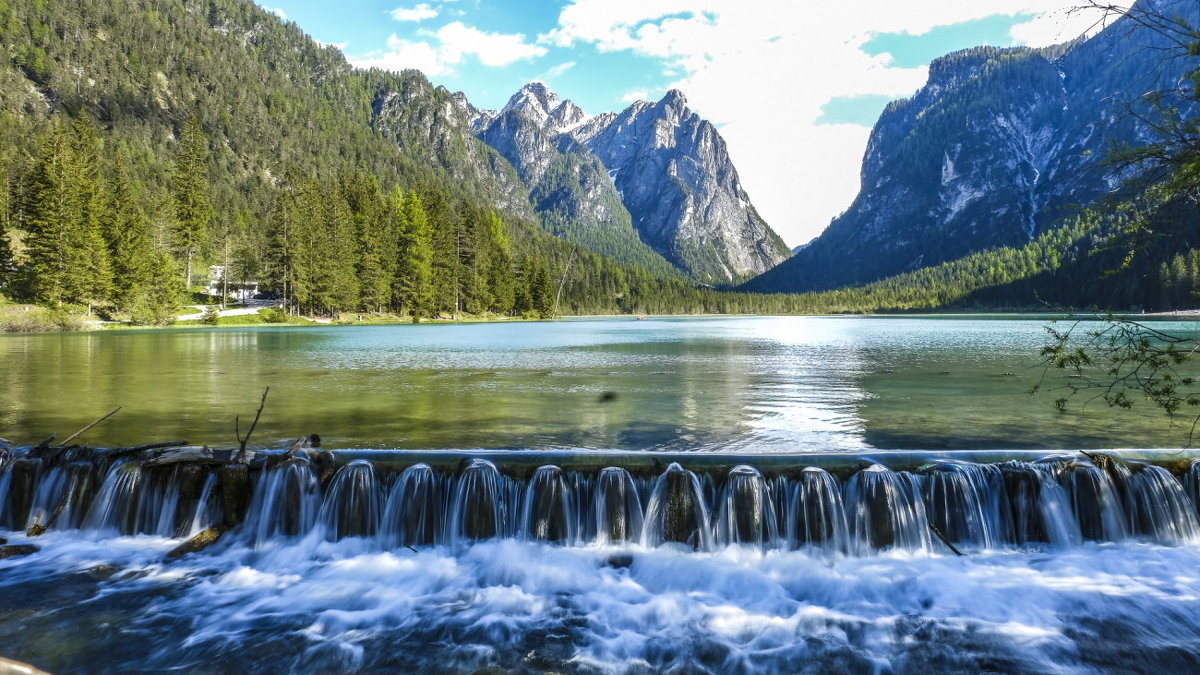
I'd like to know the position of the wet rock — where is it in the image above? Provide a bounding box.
[8,458,42,527]
[166,524,227,560]
[0,544,39,559]
[87,564,121,581]
[218,463,251,527]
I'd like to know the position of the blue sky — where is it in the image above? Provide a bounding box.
[258,1,1104,246]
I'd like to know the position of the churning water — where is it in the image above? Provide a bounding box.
[5,447,1200,672]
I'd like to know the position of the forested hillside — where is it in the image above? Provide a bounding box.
[0,0,789,319]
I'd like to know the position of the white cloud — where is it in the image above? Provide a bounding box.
[261,4,287,20]
[390,3,439,22]
[544,61,577,78]
[544,0,1111,246]
[350,21,547,77]
[621,89,649,103]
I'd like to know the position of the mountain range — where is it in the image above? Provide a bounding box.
[459,81,791,283]
[745,0,1199,293]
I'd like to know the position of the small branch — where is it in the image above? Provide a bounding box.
[929,524,965,556]
[60,407,121,447]
[235,387,269,463]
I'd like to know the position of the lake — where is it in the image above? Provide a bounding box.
[1,315,1196,450]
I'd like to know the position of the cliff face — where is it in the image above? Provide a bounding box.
[473,83,790,283]
[577,90,791,283]
[745,0,1199,293]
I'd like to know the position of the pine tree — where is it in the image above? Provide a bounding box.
[485,211,515,314]
[171,115,212,290]
[531,257,554,318]
[23,119,74,305]
[322,184,360,314]
[395,188,433,317]
[288,178,325,314]
[67,115,113,313]
[425,187,460,315]
[349,174,392,313]
[104,152,156,310]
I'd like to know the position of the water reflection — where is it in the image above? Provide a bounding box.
[0,317,1197,450]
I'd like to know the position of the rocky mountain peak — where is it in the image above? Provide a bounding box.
[658,89,689,116]
[502,81,590,134]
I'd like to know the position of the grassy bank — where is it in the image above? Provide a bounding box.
[0,303,88,332]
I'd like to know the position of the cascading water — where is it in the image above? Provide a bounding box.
[1060,460,1127,541]
[3,449,1200,555]
[187,471,221,537]
[642,462,713,550]
[243,457,320,545]
[998,461,1081,547]
[318,459,382,539]
[845,463,930,553]
[787,466,849,551]
[380,463,445,548]
[714,465,778,548]
[520,464,576,544]
[25,464,69,530]
[592,466,644,545]
[450,458,510,542]
[1124,464,1200,544]
[24,461,97,532]
[920,461,1000,549]
[9,444,1200,672]
[83,460,144,534]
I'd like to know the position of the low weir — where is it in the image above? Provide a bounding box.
[3,444,1200,553]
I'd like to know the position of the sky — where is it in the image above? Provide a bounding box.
[257,1,1112,247]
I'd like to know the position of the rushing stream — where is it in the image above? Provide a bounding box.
[4,446,1200,672]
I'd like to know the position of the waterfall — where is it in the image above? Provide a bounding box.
[1061,461,1127,541]
[187,472,222,538]
[920,461,1001,549]
[643,462,713,550]
[5,448,1200,557]
[1124,464,1200,544]
[450,459,511,542]
[318,460,382,540]
[520,465,576,544]
[714,465,778,548]
[83,461,145,534]
[244,458,321,545]
[25,464,68,530]
[592,467,644,545]
[380,463,445,548]
[788,466,849,551]
[845,464,930,553]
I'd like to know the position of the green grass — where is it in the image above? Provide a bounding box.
[0,303,87,332]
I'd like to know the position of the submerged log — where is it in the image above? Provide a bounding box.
[166,524,227,560]
[142,446,215,467]
[108,441,190,459]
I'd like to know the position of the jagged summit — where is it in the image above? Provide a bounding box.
[461,81,790,282]
[501,81,590,135]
